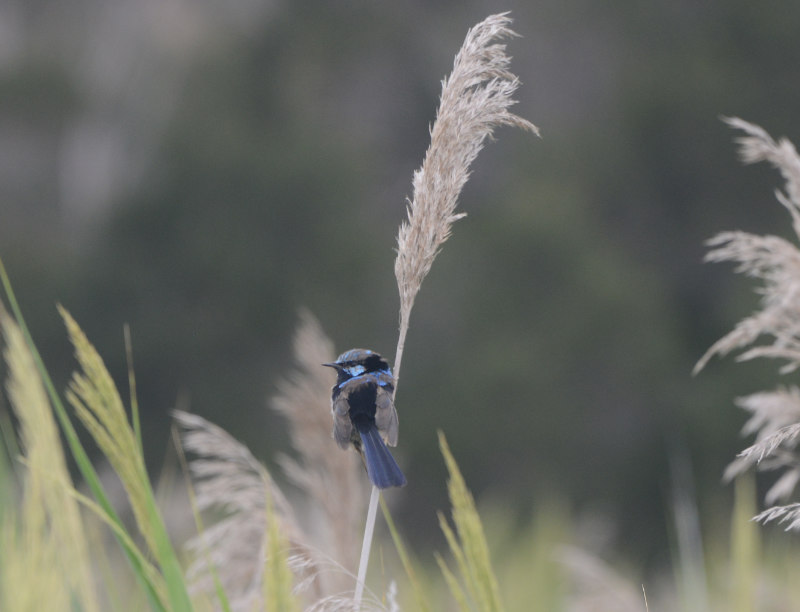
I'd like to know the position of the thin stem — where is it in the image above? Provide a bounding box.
[393,309,411,392]
[353,303,409,608]
[354,485,380,608]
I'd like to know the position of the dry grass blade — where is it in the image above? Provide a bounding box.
[59,306,192,610]
[271,309,367,588]
[0,507,70,611]
[263,488,301,612]
[393,12,538,380]
[0,308,99,612]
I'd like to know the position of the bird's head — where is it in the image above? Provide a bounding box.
[323,348,392,384]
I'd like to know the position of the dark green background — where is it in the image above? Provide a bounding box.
[2,0,799,570]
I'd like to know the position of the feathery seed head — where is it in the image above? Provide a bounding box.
[394,13,538,335]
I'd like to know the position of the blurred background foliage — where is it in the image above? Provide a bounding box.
[2,0,800,574]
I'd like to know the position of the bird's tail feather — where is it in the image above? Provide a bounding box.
[358,425,406,489]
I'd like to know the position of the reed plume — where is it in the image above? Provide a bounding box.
[557,547,646,612]
[182,13,539,608]
[177,409,312,610]
[697,118,800,525]
[179,310,373,609]
[695,118,800,375]
[352,12,537,607]
[393,12,538,381]
[271,309,368,593]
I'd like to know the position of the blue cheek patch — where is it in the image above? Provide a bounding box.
[337,370,394,390]
[344,365,366,377]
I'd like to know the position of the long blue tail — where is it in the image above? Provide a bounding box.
[358,425,406,489]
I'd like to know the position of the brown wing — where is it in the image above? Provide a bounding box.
[374,387,399,447]
[331,394,352,449]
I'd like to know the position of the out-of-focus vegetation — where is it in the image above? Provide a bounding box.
[3,0,800,577]
[2,287,800,611]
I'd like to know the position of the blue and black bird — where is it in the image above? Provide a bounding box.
[323,349,406,489]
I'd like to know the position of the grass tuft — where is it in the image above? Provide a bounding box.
[59,305,192,611]
[264,489,301,612]
[0,306,100,612]
[437,431,505,612]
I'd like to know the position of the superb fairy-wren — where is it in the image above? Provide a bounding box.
[323,349,407,489]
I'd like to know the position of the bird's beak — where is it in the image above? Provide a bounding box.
[322,362,338,369]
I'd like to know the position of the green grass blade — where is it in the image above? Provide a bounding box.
[437,510,479,605]
[380,494,432,612]
[1,307,102,612]
[172,424,233,612]
[64,485,166,594]
[145,495,194,612]
[0,404,19,511]
[731,475,759,612]
[434,552,471,612]
[264,489,300,612]
[59,305,193,612]
[439,431,505,612]
[124,324,144,458]
[0,257,168,611]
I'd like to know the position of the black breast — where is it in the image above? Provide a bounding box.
[345,380,378,428]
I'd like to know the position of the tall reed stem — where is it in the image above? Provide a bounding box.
[353,13,535,608]
[352,323,409,609]
[353,486,380,606]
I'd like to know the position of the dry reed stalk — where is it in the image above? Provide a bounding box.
[354,11,537,609]
[393,12,539,382]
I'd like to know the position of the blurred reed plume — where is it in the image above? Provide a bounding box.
[272,309,368,584]
[179,310,377,610]
[556,547,645,612]
[177,409,311,609]
[696,117,800,526]
[0,11,538,611]
[393,12,538,379]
